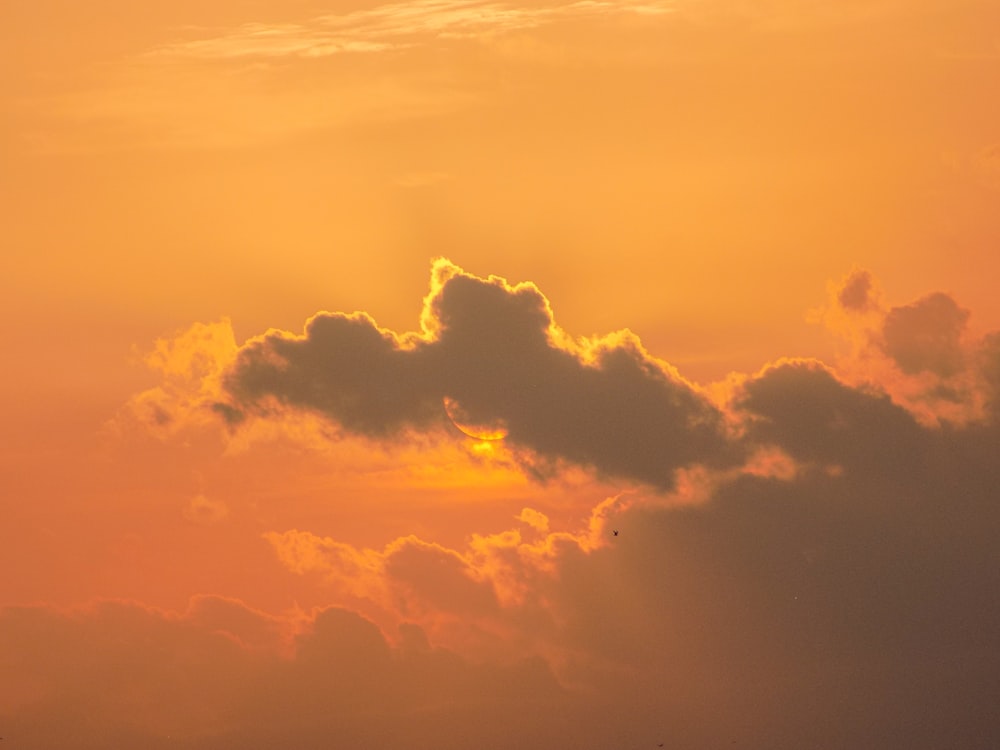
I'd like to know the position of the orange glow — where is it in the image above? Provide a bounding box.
[443,396,509,440]
[4,1,1000,747]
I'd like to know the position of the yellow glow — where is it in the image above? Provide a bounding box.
[469,440,497,457]
[3,1,1000,745]
[442,396,509,441]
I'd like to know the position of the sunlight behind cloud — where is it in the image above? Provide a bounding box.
[4,0,1000,746]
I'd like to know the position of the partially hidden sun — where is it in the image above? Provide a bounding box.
[442,396,509,441]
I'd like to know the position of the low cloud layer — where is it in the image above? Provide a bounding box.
[6,261,1000,748]
[0,598,579,749]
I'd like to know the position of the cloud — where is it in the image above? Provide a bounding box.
[221,259,738,490]
[836,267,876,312]
[0,598,274,744]
[813,268,998,425]
[676,0,929,32]
[880,292,970,377]
[517,506,550,532]
[735,359,925,473]
[146,0,677,61]
[260,496,622,653]
[8,389,1000,749]
[978,331,1000,418]
[182,493,230,525]
[0,598,583,749]
[25,262,1000,748]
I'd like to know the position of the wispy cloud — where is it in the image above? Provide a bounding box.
[147,0,676,61]
[219,259,736,489]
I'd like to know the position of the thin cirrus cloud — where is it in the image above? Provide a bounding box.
[146,0,676,61]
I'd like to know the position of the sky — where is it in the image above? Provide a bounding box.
[2,0,1000,747]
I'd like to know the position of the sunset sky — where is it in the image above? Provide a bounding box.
[3,0,1000,747]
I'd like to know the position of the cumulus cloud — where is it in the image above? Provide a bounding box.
[880,292,970,377]
[7,391,1000,749]
[979,331,1000,417]
[735,359,925,473]
[221,259,738,489]
[836,267,876,312]
[260,494,623,655]
[111,319,238,440]
[814,267,1000,425]
[18,262,1000,748]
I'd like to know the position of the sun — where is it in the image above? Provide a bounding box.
[442,396,509,441]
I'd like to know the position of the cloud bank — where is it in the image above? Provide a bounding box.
[7,261,1000,748]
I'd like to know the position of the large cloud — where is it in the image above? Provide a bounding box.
[13,263,1000,749]
[7,395,1000,750]
[222,259,737,489]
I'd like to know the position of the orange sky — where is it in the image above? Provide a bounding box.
[3,1,1000,747]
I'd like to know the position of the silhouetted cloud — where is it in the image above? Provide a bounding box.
[13,262,1000,749]
[880,292,970,377]
[736,359,925,473]
[978,331,1000,418]
[222,260,738,489]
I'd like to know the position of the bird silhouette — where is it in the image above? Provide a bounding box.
[613,529,619,536]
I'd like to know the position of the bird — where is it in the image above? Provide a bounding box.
[613,529,619,536]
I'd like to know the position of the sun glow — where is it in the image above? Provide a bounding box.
[5,0,1000,746]
[442,396,509,441]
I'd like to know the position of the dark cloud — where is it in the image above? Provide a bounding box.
[584,467,1000,748]
[28,265,997,749]
[836,268,875,311]
[222,260,738,489]
[384,538,500,617]
[0,600,588,750]
[976,331,1000,418]
[736,360,925,474]
[528,358,1000,748]
[226,311,440,437]
[880,292,970,377]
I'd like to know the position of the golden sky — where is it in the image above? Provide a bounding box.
[2,1,1000,747]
